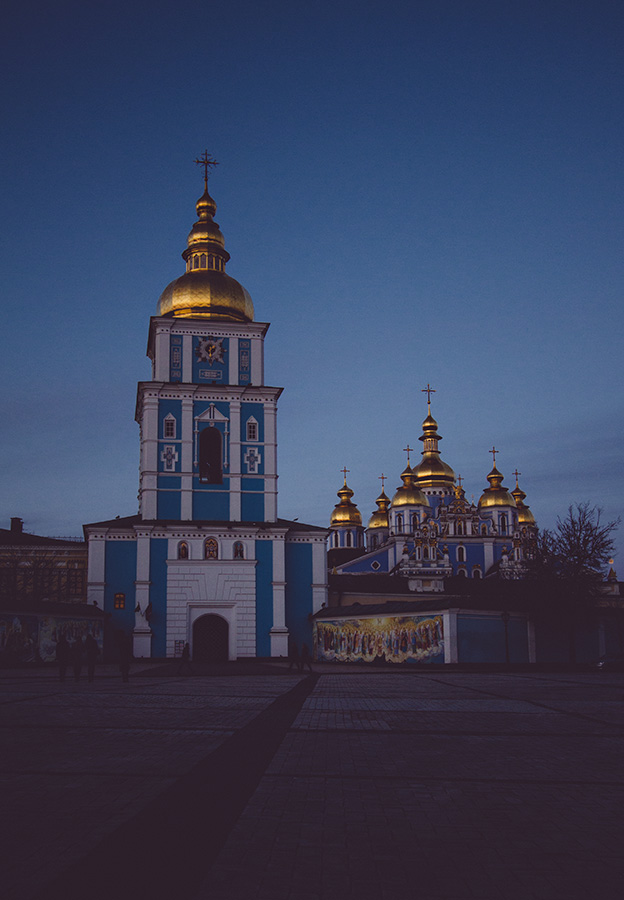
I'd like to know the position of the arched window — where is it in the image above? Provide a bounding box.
[178,541,189,560]
[481,524,487,535]
[199,427,223,483]
[423,546,429,560]
[346,531,352,547]
[457,521,464,535]
[233,541,244,559]
[396,514,403,532]
[500,516,507,535]
[457,546,465,562]
[200,253,207,268]
[473,567,482,579]
[458,567,467,577]
[204,538,218,559]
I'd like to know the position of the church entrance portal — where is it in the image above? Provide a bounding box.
[193,614,229,662]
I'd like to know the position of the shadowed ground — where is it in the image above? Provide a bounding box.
[1,662,623,899]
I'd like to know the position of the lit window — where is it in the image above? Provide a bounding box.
[114,593,125,609]
[233,541,244,559]
[178,542,189,560]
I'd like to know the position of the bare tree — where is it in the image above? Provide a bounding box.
[527,504,619,662]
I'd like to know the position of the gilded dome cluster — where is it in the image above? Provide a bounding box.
[157,179,254,322]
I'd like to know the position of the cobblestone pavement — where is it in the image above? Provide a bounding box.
[2,664,623,900]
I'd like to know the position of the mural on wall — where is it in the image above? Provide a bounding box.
[315,614,444,664]
[0,614,104,664]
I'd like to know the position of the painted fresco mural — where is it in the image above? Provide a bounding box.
[315,614,444,664]
[0,613,104,664]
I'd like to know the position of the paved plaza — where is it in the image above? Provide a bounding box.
[1,663,623,900]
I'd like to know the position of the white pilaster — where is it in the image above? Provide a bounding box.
[181,397,194,520]
[443,609,459,663]
[182,334,193,382]
[229,337,239,384]
[270,537,288,656]
[154,326,170,381]
[312,539,328,613]
[86,535,106,608]
[251,335,263,385]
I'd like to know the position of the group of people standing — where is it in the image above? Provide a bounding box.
[55,631,132,682]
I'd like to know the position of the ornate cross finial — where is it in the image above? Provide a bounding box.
[194,150,219,189]
[403,445,414,465]
[489,446,498,466]
[457,474,464,488]
[421,383,436,411]
[378,473,386,491]
[512,469,521,486]
[340,466,350,484]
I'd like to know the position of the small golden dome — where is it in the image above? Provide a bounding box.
[330,477,362,526]
[512,478,536,525]
[367,488,390,530]
[478,465,517,509]
[390,465,429,509]
[157,185,254,322]
[413,410,456,488]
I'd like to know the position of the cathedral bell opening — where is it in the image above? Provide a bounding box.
[193,614,229,662]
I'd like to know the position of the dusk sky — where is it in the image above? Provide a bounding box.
[2,0,623,566]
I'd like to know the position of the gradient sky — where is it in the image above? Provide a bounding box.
[2,0,623,567]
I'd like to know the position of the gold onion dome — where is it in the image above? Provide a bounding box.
[511,478,535,525]
[330,476,362,526]
[478,464,517,509]
[413,412,456,488]
[391,465,429,508]
[157,183,254,322]
[367,488,390,529]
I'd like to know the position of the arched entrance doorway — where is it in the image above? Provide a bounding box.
[193,614,229,662]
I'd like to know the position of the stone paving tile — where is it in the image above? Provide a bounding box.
[3,669,624,900]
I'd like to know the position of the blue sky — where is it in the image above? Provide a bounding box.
[2,0,623,566]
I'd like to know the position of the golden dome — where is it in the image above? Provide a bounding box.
[157,186,254,322]
[413,410,456,488]
[390,465,429,509]
[512,478,536,525]
[367,488,390,530]
[330,477,362,526]
[478,464,517,509]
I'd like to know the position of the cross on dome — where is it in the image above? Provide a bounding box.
[421,383,436,412]
[194,150,219,189]
[489,446,498,467]
[403,445,414,465]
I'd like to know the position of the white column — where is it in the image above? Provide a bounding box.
[182,334,193,383]
[270,536,288,656]
[483,539,494,572]
[443,609,459,663]
[133,531,153,658]
[154,326,170,381]
[264,402,278,523]
[312,538,328,613]
[251,335,264,385]
[180,397,194,520]
[229,399,241,521]
[87,534,106,608]
[229,337,239,384]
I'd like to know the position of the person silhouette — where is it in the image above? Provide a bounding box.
[56,634,70,682]
[85,633,99,682]
[177,642,194,675]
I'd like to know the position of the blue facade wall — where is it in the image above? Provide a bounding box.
[104,540,137,637]
[255,540,273,656]
[193,490,230,520]
[457,614,528,663]
[149,538,169,657]
[285,543,314,652]
[341,548,389,573]
[241,492,264,522]
[158,491,181,520]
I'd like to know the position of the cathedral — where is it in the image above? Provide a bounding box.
[84,159,327,661]
[327,390,537,584]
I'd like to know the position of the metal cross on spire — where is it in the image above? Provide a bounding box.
[421,383,436,412]
[194,150,219,189]
[378,473,387,492]
[457,474,464,488]
[512,469,521,486]
[489,446,499,467]
[403,445,414,465]
[340,466,350,484]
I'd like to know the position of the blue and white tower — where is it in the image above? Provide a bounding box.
[85,159,327,660]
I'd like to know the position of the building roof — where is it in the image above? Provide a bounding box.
[0,528,85,548]
[83,514,327,534]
